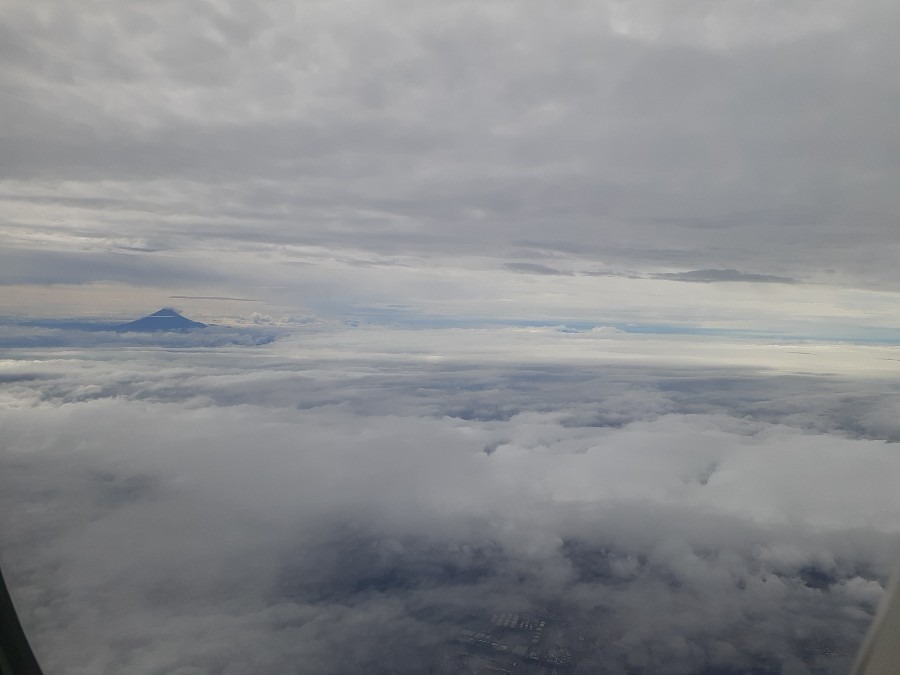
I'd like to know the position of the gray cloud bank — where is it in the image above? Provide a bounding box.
[651,269,797,284]
[0,322,278,349]
[4,0,900,309]
[504,262,574,276]
[2,331,900,673]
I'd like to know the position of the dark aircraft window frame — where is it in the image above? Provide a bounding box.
[0,565,43,675]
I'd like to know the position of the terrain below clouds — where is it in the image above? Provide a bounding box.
[1,329,899,673]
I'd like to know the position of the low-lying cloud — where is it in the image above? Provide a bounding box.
[1,329,899,673]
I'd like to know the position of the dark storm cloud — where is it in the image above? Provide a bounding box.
[651,268,797,284]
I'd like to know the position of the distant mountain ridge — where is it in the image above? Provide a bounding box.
[114,308,208,332]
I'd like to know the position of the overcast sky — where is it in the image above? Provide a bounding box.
[2,0,900,337]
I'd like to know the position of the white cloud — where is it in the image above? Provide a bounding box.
[1,331,898,672]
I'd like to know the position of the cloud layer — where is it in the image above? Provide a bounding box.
[2,328,899,673]
[5,3,900,671]
[3,0,900,335]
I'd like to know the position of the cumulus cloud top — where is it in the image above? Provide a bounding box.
[2,328,900,673]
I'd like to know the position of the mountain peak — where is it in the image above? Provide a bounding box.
[115,308,208,332]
